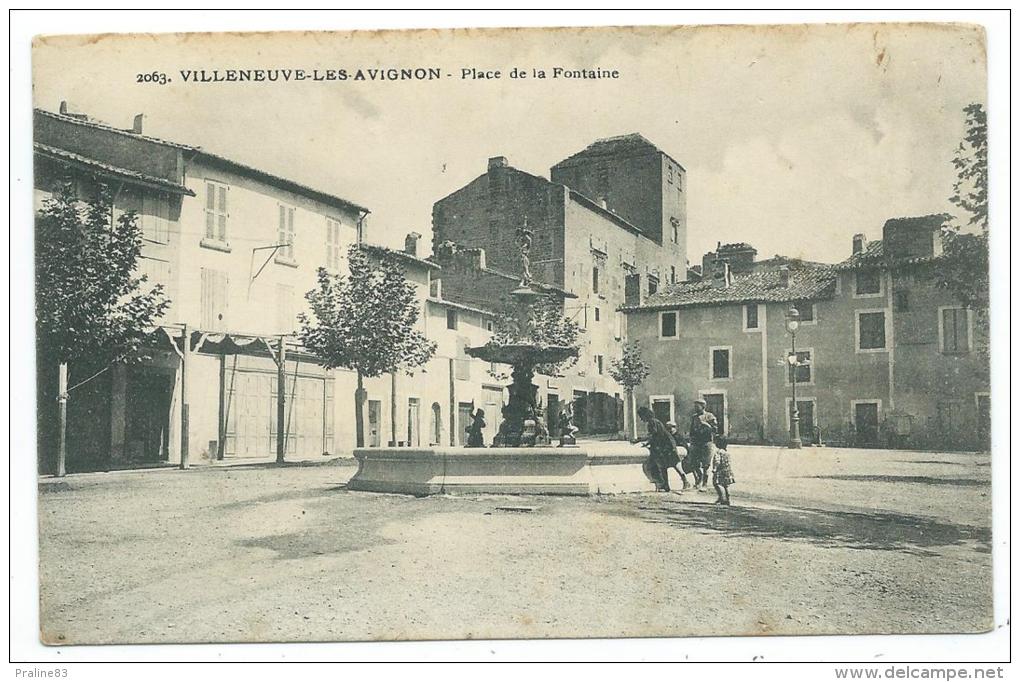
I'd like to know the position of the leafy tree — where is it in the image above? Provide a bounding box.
[608,342,651,441]
[949,103,987,233]
[488,294,581,377]
[299,245,436,447]
[936,103,989,346]
[36,178,170,474]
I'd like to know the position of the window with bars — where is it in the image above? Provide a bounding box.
[940,307,971,353]
[204,181,228,242]
[277,205,296,261]
[325,217,342,271]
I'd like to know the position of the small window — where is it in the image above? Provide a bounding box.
[744,303,759,330]
[204,180,228,242]
[788,350,812,384]
[277,205,296,261]
[614,311,623,339]
[660,311,677,338]
[594,307,601,322]
[857,311,887,350]
[855,270,882,296]
[648,276,659,295]
[592,266,600,294]
[595,354,604,375]
[670,265,677,284]
[940,307,971,354]
[711,348,731,379]
[671,218,679,244]
[486,320,493,333]
[894,290,909,312]
[796,302,815,322]
[446,309,458,330]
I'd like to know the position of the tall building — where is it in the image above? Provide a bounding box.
[432,134,687,435]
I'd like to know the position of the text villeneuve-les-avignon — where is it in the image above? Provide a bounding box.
[172,67,620,83]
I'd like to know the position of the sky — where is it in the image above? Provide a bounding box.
[32,23,987,265]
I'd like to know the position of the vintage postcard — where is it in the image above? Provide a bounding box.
[30,22,992,646]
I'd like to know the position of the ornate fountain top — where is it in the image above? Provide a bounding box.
[516,217,533,287]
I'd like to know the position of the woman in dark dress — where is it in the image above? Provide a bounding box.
[637,406,679,492]
[465,409,486,448]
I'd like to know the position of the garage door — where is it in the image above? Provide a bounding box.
[223,360,333,459]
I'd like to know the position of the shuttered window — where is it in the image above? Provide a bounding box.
[204,181,228,241]
[326,218,342,271]
[200,268,229,330]
[278,205,296,260]
[941,308,971,353]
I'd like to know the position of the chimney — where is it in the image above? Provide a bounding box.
[488,156,508,171]
[132,113,145,134]
[852,233,866,255]
[404,231,421,257]
[624,273,645,307]
[711,260,731,289]
[778,265,791,288]
[59,101,69,115]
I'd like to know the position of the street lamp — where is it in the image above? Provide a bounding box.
[785,306,802,449]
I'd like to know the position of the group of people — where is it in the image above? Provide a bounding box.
[638,399,735,505]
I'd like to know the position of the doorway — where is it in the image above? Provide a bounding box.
[407,397,421,447]
[853,401,880,447]
[789,398,816,444]
[367,399,382,447]
[702,393,726,435]
[457,402,474,447]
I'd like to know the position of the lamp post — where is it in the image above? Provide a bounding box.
[785,306,802,449]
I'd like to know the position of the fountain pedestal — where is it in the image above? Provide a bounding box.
[347,446,658,496]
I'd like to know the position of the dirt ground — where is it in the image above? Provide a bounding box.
[37,444,992,644]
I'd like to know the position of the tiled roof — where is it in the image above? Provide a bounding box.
[553,133,682,169]
[359,243,441,270]
[35,109,198,151]
[832,239,939,270]
[623,267,837,311]
[34,143,196,196]
[36,108,370,214]
[195,151,370,214]
[426,297,496,317]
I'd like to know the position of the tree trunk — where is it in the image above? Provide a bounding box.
[56,362,67,477]
[389,372,397,446]
[628,388,638,442]
[354,371,366,449]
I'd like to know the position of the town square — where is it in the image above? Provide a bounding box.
[22,20,997,656]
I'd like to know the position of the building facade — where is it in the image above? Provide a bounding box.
[623,216,990,451]
[432,134,688,436]
[34,106,506,472]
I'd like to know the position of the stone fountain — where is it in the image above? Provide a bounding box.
[346,222,656,496]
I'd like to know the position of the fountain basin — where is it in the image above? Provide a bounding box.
[347,447,658,496]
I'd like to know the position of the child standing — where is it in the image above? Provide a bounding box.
[712,435,735,505]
